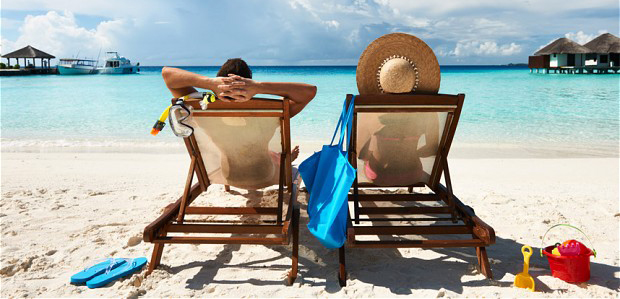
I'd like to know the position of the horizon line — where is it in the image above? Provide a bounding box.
[136,64,528,67]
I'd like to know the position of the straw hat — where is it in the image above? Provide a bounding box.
[356,33,440,94]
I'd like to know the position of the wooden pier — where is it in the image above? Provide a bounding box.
[529,66,620,74]
[0,68,58,76]
[528,53,619,74]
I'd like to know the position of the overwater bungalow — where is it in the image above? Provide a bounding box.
[528,38,590,73]
[583,33,620,68]
[528,33,619,74]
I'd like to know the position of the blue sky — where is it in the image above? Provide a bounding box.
[1,0,618,66]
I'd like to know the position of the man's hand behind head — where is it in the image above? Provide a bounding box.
[217,74,259,102]
[211,76,241,102]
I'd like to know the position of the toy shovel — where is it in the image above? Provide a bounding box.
[514,245,535,291]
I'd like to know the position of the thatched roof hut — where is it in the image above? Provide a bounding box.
[1,45,55,68]
[583,33,620,53]
[2,45,55,59]
[534,37,591,55]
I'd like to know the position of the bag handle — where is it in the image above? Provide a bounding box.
[330,96,355,150]
[338,96,355,150]
[329,99,348,146]
[539,224,596,257]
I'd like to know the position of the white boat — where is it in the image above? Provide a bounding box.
[57,58,99,75]
[99,52,139,74]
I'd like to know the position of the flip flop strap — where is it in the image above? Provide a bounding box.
[82,258,114,272]
[106,258,134,274]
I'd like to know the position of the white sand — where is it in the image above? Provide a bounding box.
[1,151,618,297]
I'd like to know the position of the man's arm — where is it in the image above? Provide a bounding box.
[161,67,237,100]
[250,81,316,117]
[219,75,317,117]
[162,68,317,116]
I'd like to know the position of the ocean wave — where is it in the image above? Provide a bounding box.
[1,138,185,153]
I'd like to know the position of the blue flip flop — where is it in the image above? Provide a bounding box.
[70,258,127,284]
[86,257,148,289]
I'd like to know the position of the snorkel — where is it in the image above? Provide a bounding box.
[150,91,217,136]
[150,106,171,135]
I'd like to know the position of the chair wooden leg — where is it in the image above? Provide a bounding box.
[287,206,299,285]
[225,185,231,192]
[338,245,347,287]
[476,246,493,279]
[146,243,165,276]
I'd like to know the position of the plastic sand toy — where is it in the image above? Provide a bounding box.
[540,224,596,283]
[514,245,535,291]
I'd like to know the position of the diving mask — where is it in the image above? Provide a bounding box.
[168,99,194,137]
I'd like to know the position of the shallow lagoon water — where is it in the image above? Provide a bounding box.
[1,66,618,156]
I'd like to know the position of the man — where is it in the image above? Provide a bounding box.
[161,59,316,188]
[161,58,316,117]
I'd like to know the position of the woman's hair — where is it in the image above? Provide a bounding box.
[217,58,252,78]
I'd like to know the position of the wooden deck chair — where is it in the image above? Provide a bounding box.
[143,97,300,285]
[338,93,495,286]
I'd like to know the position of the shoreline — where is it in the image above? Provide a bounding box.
[2,138,617,158]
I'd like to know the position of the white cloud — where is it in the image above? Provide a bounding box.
[564,31,596,44]
[2,11,128,60]
[449,40,522,56]
[323,20,340,29]
[1,0,617,65]
[536,30,610,50]
[564,30,608,44]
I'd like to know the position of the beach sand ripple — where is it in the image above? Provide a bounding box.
[1,152,618,297]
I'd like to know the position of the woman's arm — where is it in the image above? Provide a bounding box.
[417,113,440,157]
[219,75,317,117]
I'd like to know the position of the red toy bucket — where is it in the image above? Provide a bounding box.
[540,224,597,283]
[542,245,594,283]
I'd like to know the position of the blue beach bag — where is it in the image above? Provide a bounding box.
[299,97,356,248]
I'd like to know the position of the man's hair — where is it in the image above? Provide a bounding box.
[217,58,252,78]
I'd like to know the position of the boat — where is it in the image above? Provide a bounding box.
[57,58,99,75]
[99,52,139,74]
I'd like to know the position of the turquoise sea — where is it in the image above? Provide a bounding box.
[1,66,618,156]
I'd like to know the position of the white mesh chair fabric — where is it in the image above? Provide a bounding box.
[355,112,447,186]
[186,115,283,189]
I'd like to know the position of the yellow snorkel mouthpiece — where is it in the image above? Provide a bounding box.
[198,92,217,109]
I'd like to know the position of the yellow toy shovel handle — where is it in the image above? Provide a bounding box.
[521,245,532,273]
